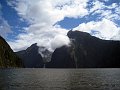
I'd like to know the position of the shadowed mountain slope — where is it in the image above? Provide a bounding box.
[0,36,23,68]
[16,43,44,68]
[47,30,120,68]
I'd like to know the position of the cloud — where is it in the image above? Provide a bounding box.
[73,0,120,40]
[8,25,69,51]
[90,1,120,21]
[51,34,71,50]
[0,18,12,38]
[89,1,105,13]
[7,0,89,51]
[0,3,12,38]
[7,0,120,52]
[8,0,89,24]
[73,18,120,40]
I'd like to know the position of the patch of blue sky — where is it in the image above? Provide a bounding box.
[85,0,120,27]
[114,20,120,27]
[102,5,120,26]
[56,12,102,30]
[86,0,95,11]
[0,0,29,40]
[101,0,120,5]
[56,0,107,30]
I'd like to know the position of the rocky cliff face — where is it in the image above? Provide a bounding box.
[47,30,120,68]
[0,36,23,68]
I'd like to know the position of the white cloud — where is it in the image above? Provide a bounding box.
[51,34,71,50]
[91,1,120,21]
[0,18,12,38]
[7,0,120,52]
[7,0,89,51]
[89,1,105,12]
[8,25,69,51]
[72,0,120,40]
[9,0,89,24]
[0,3,12,38]
[73,18,120,40]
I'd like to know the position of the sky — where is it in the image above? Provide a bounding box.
[0,0,120,52]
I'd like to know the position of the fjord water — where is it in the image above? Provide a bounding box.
[0,69,120,90]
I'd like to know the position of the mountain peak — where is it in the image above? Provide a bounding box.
[67,30,91,39]
[26,43,39,52]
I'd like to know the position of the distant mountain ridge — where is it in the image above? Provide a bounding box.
[0,36,23,68]
[16,43,44,68]
[16,43,52,68]
[47,30,120,68]
[67,30,120,67]
[16,30,120,68]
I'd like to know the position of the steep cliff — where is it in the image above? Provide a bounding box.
[68,30,120,68]
[47,30,120,68]
[0,36,23,68]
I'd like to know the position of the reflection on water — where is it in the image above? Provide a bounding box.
[0,69,120,90]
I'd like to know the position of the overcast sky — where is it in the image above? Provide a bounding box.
[0,0,120,51]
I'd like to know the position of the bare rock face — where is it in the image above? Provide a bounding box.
[0,36,23,68]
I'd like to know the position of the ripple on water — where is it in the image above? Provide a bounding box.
[0,68,120,90]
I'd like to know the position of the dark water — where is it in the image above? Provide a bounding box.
[0,69,120,90]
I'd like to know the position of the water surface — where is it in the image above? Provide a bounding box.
[0,68,120,90]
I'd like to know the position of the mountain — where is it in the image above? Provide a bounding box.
[47,30,120,68]
[16,43,44,68]
[16,43,52,68]
[46,46,75,68]
[0,36,23,68]
[68,30,120,68]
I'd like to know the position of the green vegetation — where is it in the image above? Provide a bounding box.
[0,36,23,68]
